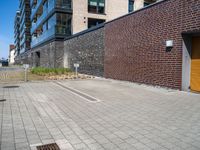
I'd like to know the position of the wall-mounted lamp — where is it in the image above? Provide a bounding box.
[166,40,173,52]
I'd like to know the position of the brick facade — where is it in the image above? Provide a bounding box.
[64,27,105,76]
[15,0,200,90]
[104,0,200,89]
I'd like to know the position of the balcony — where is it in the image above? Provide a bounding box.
[31,26,55,48]
[31,0,43,20]
[31,0,72,21]
[31,9,49,34]
[31,25,71,48]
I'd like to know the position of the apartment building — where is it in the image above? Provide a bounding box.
[14,11,21,56]
[15,0,158,66]
[19,0,31,54]
[31,0,72,48]
[72,0,129,34]
[31,0,130,48]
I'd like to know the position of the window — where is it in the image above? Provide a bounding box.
[129,0,134,12]
[56,0,72,9]
[56,13,72,35]
[88,18,105,28]
[144,2,151,7]
[144,0,157,7]
[88,0,105,14]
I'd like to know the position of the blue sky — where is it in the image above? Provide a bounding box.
[0,0,19,59]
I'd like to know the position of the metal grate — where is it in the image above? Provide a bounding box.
[36,143,60,150]
[0,99,6,102]
[3,86,19,88]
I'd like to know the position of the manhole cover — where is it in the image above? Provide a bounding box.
[36,143,60,150]
[3,86,19,89]
[0,99,6,102]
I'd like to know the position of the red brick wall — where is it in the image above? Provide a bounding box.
[104,0,200,89]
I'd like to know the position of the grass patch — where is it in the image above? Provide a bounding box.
[31,67,72,76]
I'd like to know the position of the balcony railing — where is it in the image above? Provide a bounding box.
[31,0,72,20]
[31,25,71,48]
[56,25,71,35]
[31,26,55,47]
[31,0,43,20]
[31,9,48,34]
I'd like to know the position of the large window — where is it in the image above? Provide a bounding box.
[88,0,105,14]
[88,18,105,28]
[56,13,72,35]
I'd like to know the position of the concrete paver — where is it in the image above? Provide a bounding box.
[0,78,200,150]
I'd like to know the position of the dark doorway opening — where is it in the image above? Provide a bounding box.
[36,51,40,67]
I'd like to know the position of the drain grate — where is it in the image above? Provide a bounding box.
[36,143,60,150]
[0,99,6,102]
[3,86,19,89]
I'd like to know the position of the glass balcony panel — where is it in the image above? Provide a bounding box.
[55,25,71,35]
[31,27,55,47]
[31,0,42,19]
[31,0,55,34]
[31,10,48,33]
[48,0,55,12]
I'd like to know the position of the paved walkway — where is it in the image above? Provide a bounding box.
[0,78,200,150]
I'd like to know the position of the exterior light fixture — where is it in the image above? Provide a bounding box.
[166,40,173,52]
[166,40,173,48]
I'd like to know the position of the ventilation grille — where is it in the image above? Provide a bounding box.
[36,143,60,150]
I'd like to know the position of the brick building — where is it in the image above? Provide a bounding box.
[63,0,200,92]
[104,0,200,91]
[14,0,200,92]
[15,0,157,67]
[30,0,135,67]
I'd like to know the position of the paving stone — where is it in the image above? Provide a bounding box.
[1,79,200,150]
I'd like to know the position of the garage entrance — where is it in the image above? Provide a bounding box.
[191,37,200,92]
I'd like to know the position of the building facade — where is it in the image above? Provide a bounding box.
[30,0,132,49]
[14,11,21,56]
[30,0,149,67]
[62,0,200,92]
[8,45,16,65]
[72,0,129,34]
[16,0,158,66]
[31,0,72,48]
[19,0,31,54]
